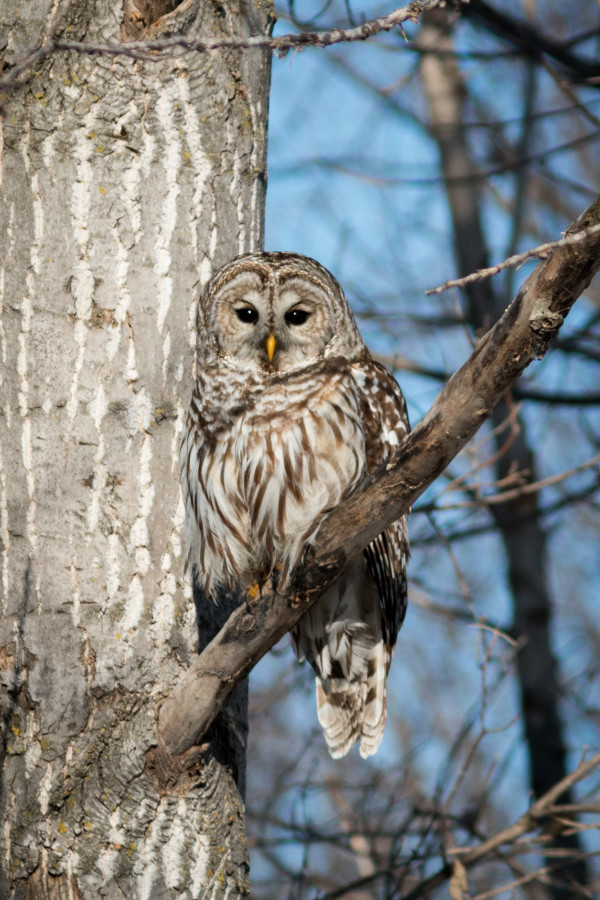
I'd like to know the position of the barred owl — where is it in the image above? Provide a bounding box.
[180,252,409,758]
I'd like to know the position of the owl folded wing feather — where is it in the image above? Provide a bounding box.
[351,359,410,657]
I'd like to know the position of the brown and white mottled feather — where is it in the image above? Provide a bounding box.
[180,252,410,758]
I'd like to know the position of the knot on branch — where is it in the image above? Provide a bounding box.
[145,743,206,795]
[529,311,564,359]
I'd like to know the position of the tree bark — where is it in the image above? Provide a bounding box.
[0,1,272,897]
[419,9,588,896]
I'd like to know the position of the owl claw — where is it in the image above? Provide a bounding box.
[244,580,262,614]
[245,569,276,611]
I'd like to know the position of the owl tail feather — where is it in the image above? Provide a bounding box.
[292,562,391,758]
[358,640,388,759]
[315,639,389,759]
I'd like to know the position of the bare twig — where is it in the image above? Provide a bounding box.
[0,0,442,95]
[426,222,600,295]
[428,451,600,511]
[455,752,600,866]
[401,752,600,900]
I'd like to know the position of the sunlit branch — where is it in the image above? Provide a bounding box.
[427,222,600,295]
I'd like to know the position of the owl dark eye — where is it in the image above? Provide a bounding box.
[235,307,259,324]
[285,309,311,326]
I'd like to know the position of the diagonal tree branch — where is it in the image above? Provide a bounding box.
[157,193,600,759]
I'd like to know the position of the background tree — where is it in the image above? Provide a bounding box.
[247,1,600,897]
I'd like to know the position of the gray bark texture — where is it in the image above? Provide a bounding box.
[0,0,272,897]
[419,10,588,897]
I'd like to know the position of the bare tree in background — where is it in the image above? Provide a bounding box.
[419,8,589,896]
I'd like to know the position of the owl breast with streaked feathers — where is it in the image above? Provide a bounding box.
[180,252,410,758]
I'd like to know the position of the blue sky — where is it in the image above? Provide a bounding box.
[249,2,600,892]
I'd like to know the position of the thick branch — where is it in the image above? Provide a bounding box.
[158,194,600,758]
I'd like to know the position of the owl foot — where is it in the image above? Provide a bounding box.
[245,577,265,612]
[247,581,260,600]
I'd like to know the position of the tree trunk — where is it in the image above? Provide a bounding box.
[419,11,587,897]
[0,1,272,896]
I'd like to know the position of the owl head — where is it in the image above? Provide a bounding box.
[196,252,365,373]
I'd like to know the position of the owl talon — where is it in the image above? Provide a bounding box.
[243,582,261,614]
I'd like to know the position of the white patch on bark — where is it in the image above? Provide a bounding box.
[3,787,15,875]
[249,93,263,249]
[39,763,53,816]
[98,794,132,882]
[106,532,121,604]
[162,797,187,889]
[189,833,209,896]
[18,134,44,581]
[199,255,212,288]
[209,205,218,259]
[86,383,108,536]
[42,122,59,172]
[109,125,143,364]
[99,845,119,887]
[0,202,12,606]
[177,72,212,263]
[109,807,125,845]
[130,434,154,575]
[141,125,156,181]
[155,88,181,336]
[66,851,80,900]
[0,202,14,608]
[0,438,9,614]
[138,798,168,900]
[127,337,139,386]
[24,737,41,777]
[65,111,95,453]
[122,574,144,633]
[70,544,81,627]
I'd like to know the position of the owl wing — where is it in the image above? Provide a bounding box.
[351,359,410,655]
[180,372,255,599]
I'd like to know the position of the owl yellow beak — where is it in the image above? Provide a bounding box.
[266,333,276,362]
